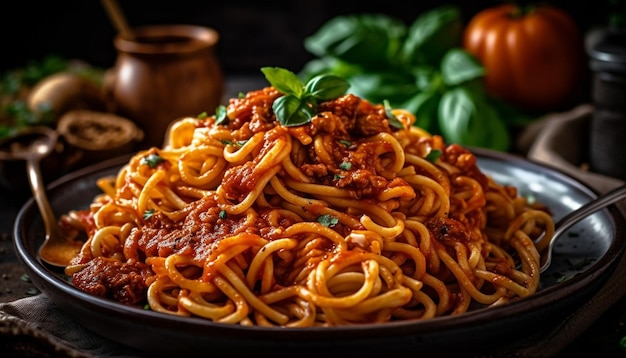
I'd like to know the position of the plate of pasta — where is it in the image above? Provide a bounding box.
[13,74,626,356]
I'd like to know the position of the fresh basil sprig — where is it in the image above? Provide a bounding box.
[261,67,350,127]
[300,5,534,151]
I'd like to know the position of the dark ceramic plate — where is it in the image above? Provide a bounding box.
[13,148,626,356]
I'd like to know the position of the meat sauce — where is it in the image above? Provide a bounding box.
[71,87,491,305]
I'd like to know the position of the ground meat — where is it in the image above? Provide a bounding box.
[72,257,154,305]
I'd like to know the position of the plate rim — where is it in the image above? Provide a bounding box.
[11,147,626,348]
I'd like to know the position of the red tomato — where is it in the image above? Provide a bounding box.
[463,4,585,112]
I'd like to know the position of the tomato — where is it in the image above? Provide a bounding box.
[463,4,585,112]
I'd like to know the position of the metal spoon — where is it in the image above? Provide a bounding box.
[538,184,626,273]
[0,127,82,267]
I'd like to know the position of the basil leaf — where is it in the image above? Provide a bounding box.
[304,14,406,68]
[317,214,339,227]
[400,5,463,67]
[261,67,304,97]
[440,49,485,86]
[425,149,442,163]
[438,87,509,151]
[412,66,439,91]
[383,99,404,129]
[401,90,442,132]
[348,72,418,105]
[304,74,350,100]
[300,57,363,83]
[272,95,316,126]
[438,87,477,145]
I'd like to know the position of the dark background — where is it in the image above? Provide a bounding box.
[0,0,612,77]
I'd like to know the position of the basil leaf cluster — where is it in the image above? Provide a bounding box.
[261,67,350,127]
[300,5,532,151]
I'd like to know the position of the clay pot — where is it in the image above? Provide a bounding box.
[106,25,224,148]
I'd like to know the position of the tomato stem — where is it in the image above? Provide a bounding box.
[509,3,536,19]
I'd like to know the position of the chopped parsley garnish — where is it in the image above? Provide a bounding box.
[220,139,247,147]
[197,111,208,119]
[425,149,442,163]
[339,161,352,170]
[214,104,228,125]
[383,99,404,129]
[143,209,156,220]
[339,139,352,147]
[317,214,339,227]
[219,210,228,219]
[140,154,165,169]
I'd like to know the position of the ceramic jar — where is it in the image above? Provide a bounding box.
[106,25,224,148]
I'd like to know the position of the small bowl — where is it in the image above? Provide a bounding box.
[56,109,143,169]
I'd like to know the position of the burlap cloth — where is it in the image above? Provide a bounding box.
[1,103,625,357]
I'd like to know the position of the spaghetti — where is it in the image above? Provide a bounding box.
[62,86,553,326]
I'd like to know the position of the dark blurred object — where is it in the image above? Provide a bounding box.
[105,24,223,148]
[0,126,63,196]
[587,0,626,180]
[1,56,106,141]
[56,109,143,169]
[0,1,605,77]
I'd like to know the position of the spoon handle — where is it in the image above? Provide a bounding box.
[554,184,626,238]
[540,184,626,273]
[26,156,61,237]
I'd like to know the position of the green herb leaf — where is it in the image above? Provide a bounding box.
[303,14,406,67]
[317,214,339,227]
[383,99,404,129]
[197,111,208,119]
[438,86,509,151]
[214,105,228,125]
[220,139,247,147]
[272,94,317,127]
[219,210,227,219]
[400,5,463,67]
[304,74,350,101]
[339,161,352,170]
[140,154,165,169]
[338,139,352,147]
[425,149,442,163]
[143,209,156,220]
[401,89,441,131]
[262,67,350,127]
[261,67,305,97]
[347,72,417,105]
[440,49,485,86]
